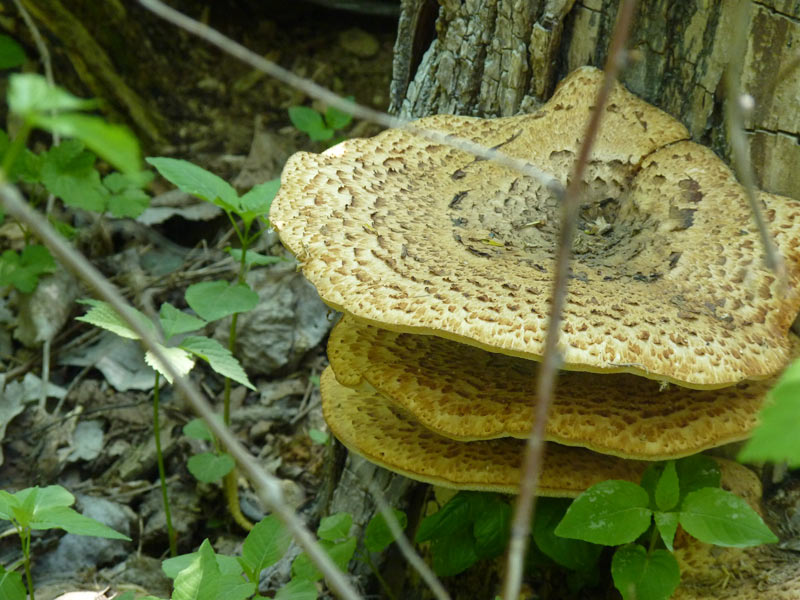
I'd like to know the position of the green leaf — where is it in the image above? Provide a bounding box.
[162,550,241,579]
[308,428,329,445]
[0,245,56,293]
[655,460,679,511]
[416,491,472,543]
[8,73,95,115]
[0,490,20,521]
[679,488,778,547]
[172,540,220,600]
[183,417,215,442]
[324,98,354,131]
[240,515,291,579]
[533,498,602,572]
[106,185,150,218]
[275,578,317,600]
[179,335,255,390]
[318,512,352,541]
[676,455,720,498]
[239,178,280,220]
[146,157,238,211]
[76,299,154,340]
[40,140,108,211]
[288,106,326,135]
[430,528,479,576]
[0,564,26,600]
[473,495,510,559]
[0,130,40,184]
[653,511,679,551]
[35,113,141,174]
[185,281,259,322]
[144,343,196,384]
[159,303,207,340]
[364,509,407,553]
[611,545,680,600]
[225,248,284,267]
[30,485,74,513]
[187,452,235,483]
[0,35,26,70]
[555,480,652,546]
[292,537,357,581]
[740,359,800,466]
[33,506,130,540]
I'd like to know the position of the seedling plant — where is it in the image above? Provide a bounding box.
[288,98,353,146]
[418,455,777,600]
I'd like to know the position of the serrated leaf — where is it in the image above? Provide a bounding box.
[179,336,254,390]
[187,452,235,483]
[533,497,602,572]
[76,298,154,340]
[740,360,800,466]
[185,281,259,322]
[107,187,150,218]
[653,511,679,551]
[324,98,354,131]
[655,460,679,511]
[318,512,352,541]
[172,540,220,600]
[275,578,317,600]
[240,515,291,579]
[292,537,357,582]
[555,480,652,546]
[288,106,326,134]
[0,564,26,600]
[0,35,25,70]
[679,488,778,547]
[40,140,108,212]
[144,343,196,383]
[183,418,215,442]
[159,303,207,340]
[364,509,407,553]
[33,506,130,540]
[0,245,56,293]
[146,157,238,211]
[611,545,680,600]
[8,73,95,115]
[35,113,141,174]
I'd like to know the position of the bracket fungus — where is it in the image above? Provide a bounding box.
[328,315,798,459]
[271,66,800,389]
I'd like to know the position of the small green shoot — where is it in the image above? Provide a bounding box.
[0,485,130,600]
[289,98,353,145]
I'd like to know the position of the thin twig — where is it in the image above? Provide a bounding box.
[0,182,364,600]
[724,0,785,283]
[501,1,639,598]
[137,0,564,198]
[367,482,451,600]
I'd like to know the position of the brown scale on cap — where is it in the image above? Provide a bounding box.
[328,315,799,459]
[271,66,800,389]
[320,366,760,498]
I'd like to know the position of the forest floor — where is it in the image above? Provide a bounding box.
[0,3,397,598]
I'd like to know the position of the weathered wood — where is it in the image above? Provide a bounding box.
[391,0,800,199]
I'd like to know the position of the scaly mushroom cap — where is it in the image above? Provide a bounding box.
[320,366,756,496]
[271,66,800,388]
[328,315,798,459]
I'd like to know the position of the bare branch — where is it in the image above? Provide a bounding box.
[0,182,364,600]
[137,0,564,196]
[500,1,639,598]
[724,0,785,283]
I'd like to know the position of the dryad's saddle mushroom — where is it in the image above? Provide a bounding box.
[271,66,800,389]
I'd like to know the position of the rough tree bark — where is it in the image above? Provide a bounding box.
[330,0,800,596]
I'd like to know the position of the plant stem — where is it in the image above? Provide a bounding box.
[153,371,177,556]
[648,526,659,554]
[21,526,34,600]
